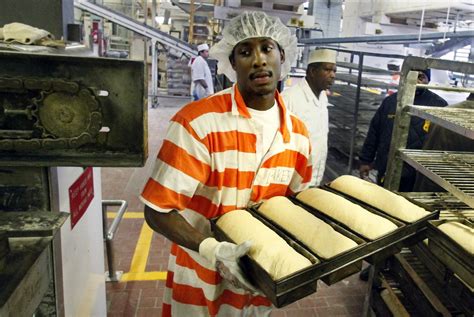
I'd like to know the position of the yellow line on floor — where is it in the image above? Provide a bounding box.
[122,271,167,281]
[128,222,154,274]
[108,212,168,281]
[107,212,144,219]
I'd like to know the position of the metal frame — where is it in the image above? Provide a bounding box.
[101,199,128,282]
[74,0,197,107]
[300,30,474,45]
[384,56,474,191]
[310,47,406,173]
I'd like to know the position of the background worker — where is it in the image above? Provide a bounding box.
[358,69,448,192]
[191,43,214,100]
[282,48,337,186]
[140,11,312,316]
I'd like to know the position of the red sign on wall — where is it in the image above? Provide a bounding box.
[69,167,94,229]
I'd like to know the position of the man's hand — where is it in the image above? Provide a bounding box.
[199,238,257,293]
[359,164,372,179]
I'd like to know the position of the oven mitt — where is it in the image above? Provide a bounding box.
[199,237,258,293]
[2,22,52,44]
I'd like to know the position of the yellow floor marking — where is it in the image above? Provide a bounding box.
[129,222,154,273]
[124,221,168,281]
[107,212,144,219]
[122,271,167,281]
[107,213,168,281]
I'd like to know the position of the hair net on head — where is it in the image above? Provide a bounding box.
[209,11,297,83]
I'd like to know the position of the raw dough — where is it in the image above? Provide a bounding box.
[329,175,430,222]
[296,188,397,240]
[438,222,474,255]
[258,196,358,259]
[217,209,312,280]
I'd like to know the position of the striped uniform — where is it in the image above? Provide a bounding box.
[140,84,313,316]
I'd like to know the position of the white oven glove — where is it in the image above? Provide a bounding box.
[199,237,257,293]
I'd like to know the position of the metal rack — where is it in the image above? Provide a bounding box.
[364,56,474,316]
[322,48,405,176]
[385,56,474,206]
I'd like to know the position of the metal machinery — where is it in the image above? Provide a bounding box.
[363,56,474,316]
[0,48,146,315]
[74,0,196,107]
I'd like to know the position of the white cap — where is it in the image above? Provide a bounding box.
[209,11,297,83]
[197,43,209,52]
[308,49,337,65]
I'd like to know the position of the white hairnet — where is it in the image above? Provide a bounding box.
[209,11,297,83]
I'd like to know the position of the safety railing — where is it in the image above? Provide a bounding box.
[102,199,128,282]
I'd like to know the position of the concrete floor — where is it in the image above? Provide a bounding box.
[101,96,368,316]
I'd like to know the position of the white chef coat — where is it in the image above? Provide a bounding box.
[282,78,329,186]
[191,55,214,99]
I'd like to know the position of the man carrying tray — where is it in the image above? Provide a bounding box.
[140,11,313,317]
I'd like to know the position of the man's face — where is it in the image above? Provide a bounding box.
[307,62,336,92]
[200,50,209,59]
[417,71,429,84]
[230,38,285,97]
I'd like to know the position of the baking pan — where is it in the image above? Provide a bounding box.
[317,186,439,262]
[210,215,320,308]
[249,204,364,286]
[426,219,474,289]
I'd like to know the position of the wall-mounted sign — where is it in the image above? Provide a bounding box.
[69,167,94,229]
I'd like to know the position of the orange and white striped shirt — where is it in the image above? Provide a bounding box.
[140,84,312,316]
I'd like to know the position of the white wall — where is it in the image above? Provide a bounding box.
[341,0,426,63]
[55,167,106,317]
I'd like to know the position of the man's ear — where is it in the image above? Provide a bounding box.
[229,54,236,71]
[280,49,286,64]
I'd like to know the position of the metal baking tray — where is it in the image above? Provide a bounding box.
[426,219,474,289]
[294,186,439,264]
[248,204,364,286]
[210,214,320,308]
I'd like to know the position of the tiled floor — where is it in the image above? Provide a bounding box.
[101,96,368,316]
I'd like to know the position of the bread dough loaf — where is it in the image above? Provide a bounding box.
[296,188,397,240]
[329,175,430,223]
[258,196,358,259]
[217,209,312,280]
[438,222,474,255]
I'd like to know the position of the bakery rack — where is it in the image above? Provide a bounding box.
[323,48,404,176]
[364,56,474,316]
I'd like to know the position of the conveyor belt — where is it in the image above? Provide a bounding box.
[400,150,474,208]
[74,0,196,56]
[408,106,474,140]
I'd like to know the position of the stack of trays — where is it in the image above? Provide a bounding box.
[426,219,474,289]
[210,186,439,307]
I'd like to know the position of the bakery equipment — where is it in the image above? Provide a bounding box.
[0,47,146,315]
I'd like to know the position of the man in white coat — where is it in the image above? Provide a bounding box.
[191,43,214,100]
[282,49,337,186]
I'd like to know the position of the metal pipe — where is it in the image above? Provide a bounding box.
[418,3,426,42]
[300,30,474,45]
[347,53,364,173]
[102,199,128,282]
[103,199,128,240]
[443,3,451,41]
[415,84,474,93]
[151,39,159,108]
